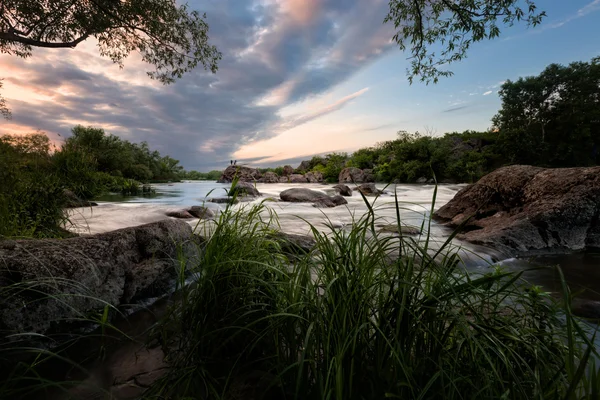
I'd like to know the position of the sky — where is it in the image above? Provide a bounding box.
[1,0,599,171]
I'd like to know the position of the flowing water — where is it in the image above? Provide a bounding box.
[66,181,600,301]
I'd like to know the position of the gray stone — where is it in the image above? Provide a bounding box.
[333,184,352,196]
[217,165,261,183]
[289,174,308,183]
[228,181,260,197]
[259,171,279,183]
[416,177,427,184]
[0,220,198,336]
[166,210,194,219]
[280,188,347,207]
[283,165,294,176]
[433,165,600,256]
[188,206,215,219]
[356,183,383,196]
[377,224,421,236]
[305,171,324,183]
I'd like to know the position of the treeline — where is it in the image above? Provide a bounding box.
[180,170,222,181]
[0,126,186,237]
[283,56,599,183]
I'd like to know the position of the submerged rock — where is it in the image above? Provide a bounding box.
[0,220,199,337]
[356,183,383,196]
[166,210,194,219]
[377,224,421,236]
[280,188,347,208]
[434,165,600,256]
[333,184,352,196]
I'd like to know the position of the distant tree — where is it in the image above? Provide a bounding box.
[493,57,600,166]
[0,0,221,113]
[385,0,545,83]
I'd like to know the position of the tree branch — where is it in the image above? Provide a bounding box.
[0,30,90,48]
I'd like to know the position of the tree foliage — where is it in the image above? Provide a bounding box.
[385,0,545,83]
[493,57,600,166]
[0,0,221,83]
[0,80,9,119]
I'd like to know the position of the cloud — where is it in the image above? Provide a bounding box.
[483,91,493,96]
[0,0,393,170]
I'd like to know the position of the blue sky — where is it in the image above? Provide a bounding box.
[1,0,599,170]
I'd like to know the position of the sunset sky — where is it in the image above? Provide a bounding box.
[1,0,599,171]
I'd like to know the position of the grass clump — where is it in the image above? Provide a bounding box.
[147,193,600,399]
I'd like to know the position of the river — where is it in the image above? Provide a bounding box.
[66,181,600,302]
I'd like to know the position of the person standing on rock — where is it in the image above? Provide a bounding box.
[230,160,233,165]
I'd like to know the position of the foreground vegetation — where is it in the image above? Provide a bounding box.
[145,195,600,399]
[1,192,600,399]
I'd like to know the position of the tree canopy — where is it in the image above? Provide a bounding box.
[493,57,600,166]
[385,0,545,83]
[0,0,221,83]
[0,80,9,119]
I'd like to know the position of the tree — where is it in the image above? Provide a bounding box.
[0,80,9,119]
[385,0,545,83]
[493,57,600,166]
[0,0,221,113]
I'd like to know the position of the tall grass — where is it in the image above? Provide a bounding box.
[147,192,600,399]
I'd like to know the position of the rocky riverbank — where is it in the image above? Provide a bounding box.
[434,165,600,256]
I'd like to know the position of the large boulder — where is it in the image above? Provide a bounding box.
[357,183,383,196]
[0,220,199,337]
[188,206,215,219]
[280,188,347,208]
[289,174,308,183]
[333,184,352,197]
[217,165,261,183]
[228,181,261,197]
[282,165,294,176]
[433,165,600,256]
[296,160,312,173]
[305,171,324,183]
[338,167,375,183]
[259,171,280,183]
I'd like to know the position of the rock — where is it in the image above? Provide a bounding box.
[279,176,289,183]
[166,210,194,219]
[363,169,375,182]
[282,165,294,176]
[217,165,261,183]
[356,183,383,196]
[280,188,346,207]
[228,181,260,197]
[296,160,312,173]
[571,299,600,320]
[313,195,348,208]
[338,167,365,183]
[416,177,427,184]
[64,189,98,208]
[433,165,600,256]
[259,171,279,183]
[305,171,324,183]
[0,220,199,337]
[377,224,421,236]
[289,174,308,183]
[208,197,239,205]
[333,184,352,196]
[188,206,215,219]
[269,232,316,256]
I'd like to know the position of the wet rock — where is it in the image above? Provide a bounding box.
[166,210,194,219]
[416,177,427,184]
[289,174,308,183]
[217,165,261,183]
[270,232,316,256]
[259,171,280,183]
[283,165,294,176]
[188,206,215,219]
[377,224,421,236]
[280,188,346,207]
[356,183,383,196]
[279,176,289,183]
[571,299,600,320]
[313,195,348,208]
[208,197,239,204]
[228,181,260,197]
[305,171,324,183]
[0,220,199,337]
[433,165,600,256]
[333,184,352,196]
[339,167,365,183]
[296,160,312,173]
